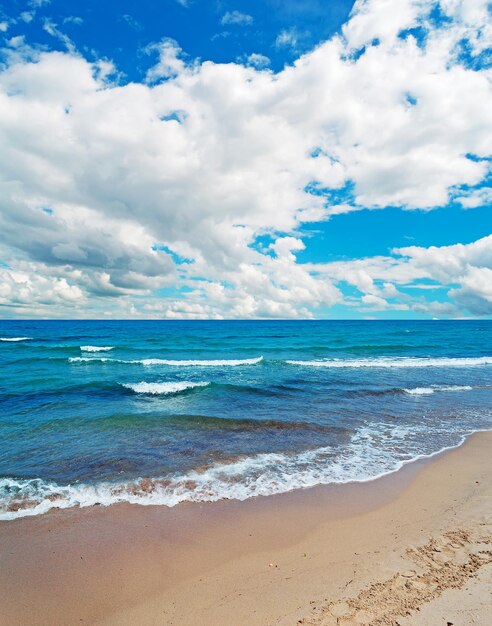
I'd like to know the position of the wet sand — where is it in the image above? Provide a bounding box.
[1,432,491,625]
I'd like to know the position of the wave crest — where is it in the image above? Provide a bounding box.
[0,337,30,342]
[139,357,263,366]
[69,356,263,366]
[287,357,492,368]
[121,381,210,395]
[80,346,114,352]
[403,385,473,395]
[69,357,112,363]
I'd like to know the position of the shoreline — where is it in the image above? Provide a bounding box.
[1,431,491,625]
[1,429,481,522]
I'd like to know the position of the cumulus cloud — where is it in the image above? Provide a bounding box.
[309,235,492,317]
[0,0,490,318]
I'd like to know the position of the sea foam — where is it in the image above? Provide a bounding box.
[80,346,114,352]
[0,337,30,342]
[403,385,473,395]
[287,356,492,368]
[0,425,476,521]
[69,357,113,363]
[139,356,263,366]
[69,356,263,366]
[122,381,210,395]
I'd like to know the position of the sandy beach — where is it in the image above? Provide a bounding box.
[1,431,491,626]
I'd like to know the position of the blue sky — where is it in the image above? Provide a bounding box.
[3,0,355,74]
[0,0,491,319]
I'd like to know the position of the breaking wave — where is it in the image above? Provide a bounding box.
[403,385,474,395]
[80,346,114,352]
[0,337,30,342]
[287,356,492,368]
[121,381,210,395]
[69,357,114,363]
[139,357,264,366]
[69,356,263,366]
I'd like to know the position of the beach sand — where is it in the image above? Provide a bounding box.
[1,432,491,626]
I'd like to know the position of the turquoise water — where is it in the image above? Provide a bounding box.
[1,320,491,519]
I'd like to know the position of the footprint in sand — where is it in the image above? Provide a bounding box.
[303,527,492,626]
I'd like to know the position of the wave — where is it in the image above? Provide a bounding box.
[139,357,264,366]
[69,357,114,363]
[69,356,263,366]
[286,356,492,368]
[0,337,30,342]
[121,381,210,395]
[403,385,473,396]
[0,426,479,521]
[80,346,114,352]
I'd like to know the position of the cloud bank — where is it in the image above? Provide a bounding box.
[0,0,491,318]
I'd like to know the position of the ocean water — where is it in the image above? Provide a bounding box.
[1,320,491,520]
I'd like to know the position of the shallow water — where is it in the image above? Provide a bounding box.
[1,320,491,519]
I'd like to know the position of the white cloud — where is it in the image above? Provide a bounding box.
[63,16,84,26]
[450,266,492,314]
[455,186,492,208]
[42,19,77,54]
[122,14,143,32]
[343,0,424,49]
[309,235,492,316]
[20,12,35,23]
[244,52,271,69]
[275,28,299,49]
[145,39,186,82]
[0,0,490,318]
[221,11,253,26]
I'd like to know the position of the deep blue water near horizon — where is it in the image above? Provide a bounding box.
[1,319,492,520]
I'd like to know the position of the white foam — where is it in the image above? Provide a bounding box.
[1,426,483,521]
[69,357,112,363]
[287,356,492,368]
[69,356,263,366]
[139,357,263,366]
[80,346,114,352]
[122,381,210,395]
[404,385,473,395]
[404,387,435,395]
[0,337,30,342]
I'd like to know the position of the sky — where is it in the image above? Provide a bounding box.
[0,0,491,319]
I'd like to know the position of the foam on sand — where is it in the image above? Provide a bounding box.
[121,381,210,395]
[0,425,477,521]
[286,357,492,368]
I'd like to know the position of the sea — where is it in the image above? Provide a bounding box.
[1,320,491,521]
